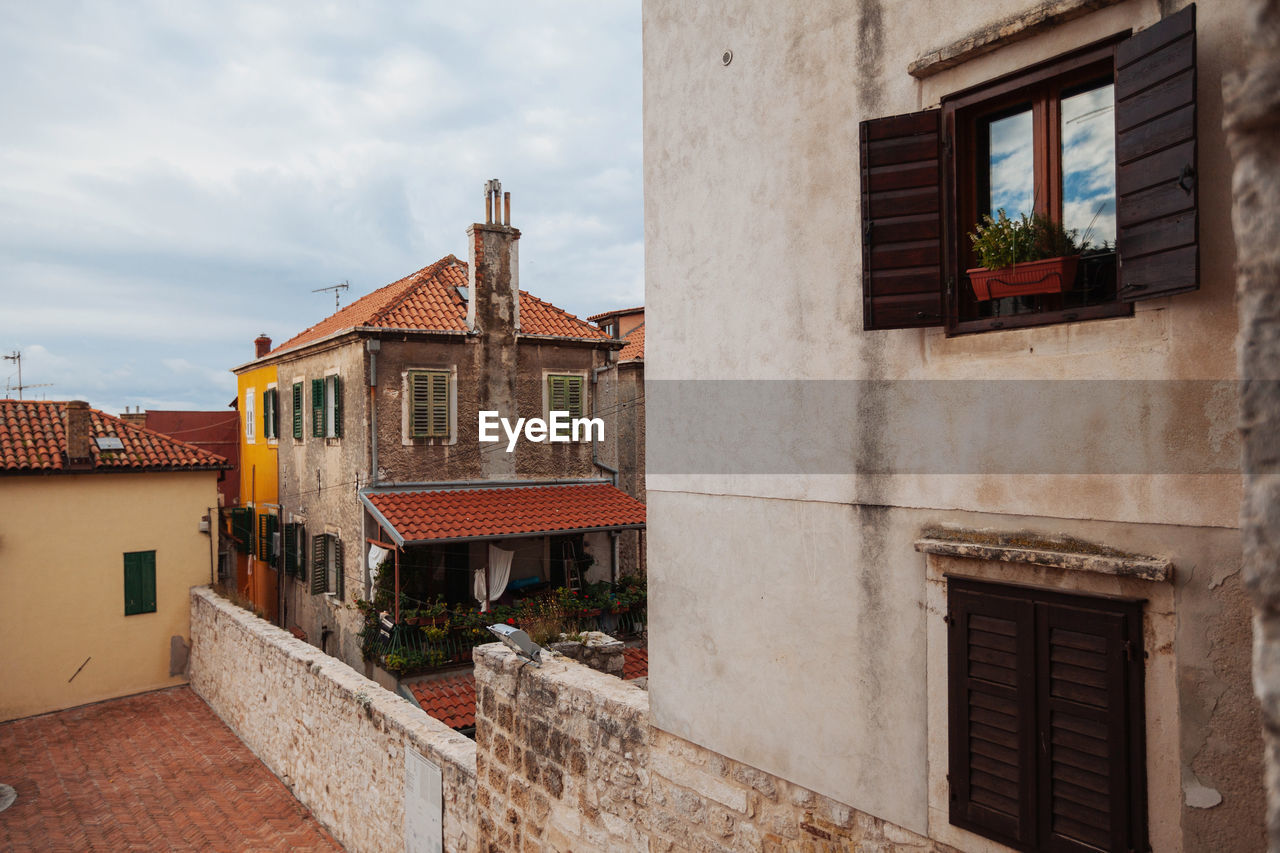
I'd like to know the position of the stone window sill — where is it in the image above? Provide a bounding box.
[914,529,1172,582]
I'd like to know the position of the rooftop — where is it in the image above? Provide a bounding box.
[0,400,230,474]
[363,483,647,546]
[0,687,341,851]
[266,254,609,359]
[619,323,644,362]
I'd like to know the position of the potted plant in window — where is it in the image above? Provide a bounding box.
[967,210,1081,301]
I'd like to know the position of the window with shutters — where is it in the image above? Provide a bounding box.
[244,387,256,442]
[546,373,586,440]
[312,374,342,440]
[263,386,279,442]
[947,577,1146,853]
[292,381,304,440]
[408,369,452,440]
[282,522,304,577]
[311,532,343,599]
[228,506,254,552]
[860,5,1197,334]
[123,550,157,616]
[256,511,279,563]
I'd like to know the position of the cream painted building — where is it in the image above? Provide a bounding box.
[644,1,1260,850]
[0,400,226,721]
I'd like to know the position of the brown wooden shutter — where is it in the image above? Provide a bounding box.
[1115,3,1197,301]
[948,583,1036,848]
[859,109,945,329]
[1037,601,1143,853]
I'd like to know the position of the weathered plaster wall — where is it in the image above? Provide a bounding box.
[0,471,218,721]
[275,340,369,667]
[188,587,478,853]
[644,0,1256,845]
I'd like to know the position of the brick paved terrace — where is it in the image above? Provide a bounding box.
[0,686,343,851]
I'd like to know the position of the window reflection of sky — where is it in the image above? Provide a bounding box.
[987,109,1034,218]
[1062,82,1115,247]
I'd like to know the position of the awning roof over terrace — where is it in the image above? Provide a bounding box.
[360,483,647,547]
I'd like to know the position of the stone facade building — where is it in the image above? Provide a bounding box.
[233,185,645,670]
[644,0,1262,851]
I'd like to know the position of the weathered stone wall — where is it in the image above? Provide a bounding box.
[472,643,955,852]
[188,587,478,853]
[1225,0,1280,846]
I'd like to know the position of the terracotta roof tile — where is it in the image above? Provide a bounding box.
[623,647,648,680]
[619,323,644,362]
[586,306,645,323]
[365,483,646,544]
[268,255,606,358]
[0,400,230,474]
[409,673,476,730]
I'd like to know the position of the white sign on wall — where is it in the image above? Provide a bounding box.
[404,746,443,853]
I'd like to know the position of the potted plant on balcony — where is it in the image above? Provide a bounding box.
[967,210,1081,301]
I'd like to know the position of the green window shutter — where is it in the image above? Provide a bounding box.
[292,383,303,439]
[565,376,584,419]
[548,375,568,413]
[332,376,343,438]
[262,390,270,440]
[282,522,297,575]
[312,379,324,437]
[411,371,451,438]
[296,525,307,581]
[124,551,157,616]
[270,389,279,439]
[333,538,345,601]
[311,534,328,594]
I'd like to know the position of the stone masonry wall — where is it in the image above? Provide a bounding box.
[188,587,478,853]
[473,643,957,853]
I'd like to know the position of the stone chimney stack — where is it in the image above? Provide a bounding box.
[65,400,93,468]
[254,334,272,358]
[466,179,521,334]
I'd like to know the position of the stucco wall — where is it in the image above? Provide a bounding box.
[643,0,1256,846]
[0,471,218,721]
[188,586,478,853]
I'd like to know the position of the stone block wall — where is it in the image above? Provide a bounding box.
[472,643,951,853]
[188,587,478,853]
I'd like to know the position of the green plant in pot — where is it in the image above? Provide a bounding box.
[967,209,1081,301]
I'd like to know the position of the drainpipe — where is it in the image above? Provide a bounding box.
[367,340,380,486]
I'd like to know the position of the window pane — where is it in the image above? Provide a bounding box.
[986,108,1034,218]
[1061,82,1116,248]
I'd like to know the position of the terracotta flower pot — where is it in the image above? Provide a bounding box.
[967,255,1079,301]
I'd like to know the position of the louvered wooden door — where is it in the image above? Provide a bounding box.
[948,578,1146,853]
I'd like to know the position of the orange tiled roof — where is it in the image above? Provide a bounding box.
[619,323,644,362]
[586,306,645,323]
[363,483,646,545]
[623,646,648,680]
[0,400,229,474]
[409,673,476,730]
[268,255,607,357]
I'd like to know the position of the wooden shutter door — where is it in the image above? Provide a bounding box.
[859,109,945,329]
[312,379,324,437]
[311,534,328,594]
[292,383,303,439]
[948,583,1036,848]
[1115,3,1198,301]
[1036,601,1143,853]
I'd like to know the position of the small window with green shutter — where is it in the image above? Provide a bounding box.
[263,388,279,441]
[311,534,329,594]
[229,506,254,552]
[311,378,325,437]
[292,382,304,440]
[547,374,585,439]
[409,370,451,438]
[124,551,157,615]
[327,375,342,438]
[283,522,305,577]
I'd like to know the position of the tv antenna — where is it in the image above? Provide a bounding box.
[313,280,350,311]
[3,351,53,400]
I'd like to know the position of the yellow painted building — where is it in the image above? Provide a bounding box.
[233,340,281,621]
[0,400,226,721]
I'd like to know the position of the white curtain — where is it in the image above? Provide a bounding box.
[474,545,516,612]
[368,544,390,590]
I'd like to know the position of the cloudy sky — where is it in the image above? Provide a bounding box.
[0,2,642,413]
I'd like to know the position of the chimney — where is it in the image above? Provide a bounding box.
[65,400,93,469]
[119,405,146,426]
[254,334,272,358]
[466,179,521,334]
